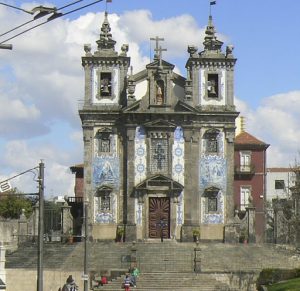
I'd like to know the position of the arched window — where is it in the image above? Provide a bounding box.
[203,129,220,154]
[203,186,220,213]
[95,186,113,212]
[96,129,112,155]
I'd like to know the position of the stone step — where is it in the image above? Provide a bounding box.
[94,273,232,291]
[6,241,300,274]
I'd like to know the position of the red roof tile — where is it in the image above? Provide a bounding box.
[235,131,267,145]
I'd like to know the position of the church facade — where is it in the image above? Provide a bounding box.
[79,12,239,241]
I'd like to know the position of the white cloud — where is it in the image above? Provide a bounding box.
[236,91,300,167]
[1,139,76,196]
[1,5,297,198]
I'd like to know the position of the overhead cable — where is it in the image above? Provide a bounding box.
[0,0,103,41]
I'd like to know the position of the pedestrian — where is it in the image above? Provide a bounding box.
[123,274,131,291]
[61,275,78,291]
[130,267,140,287]
[100,275,108,286]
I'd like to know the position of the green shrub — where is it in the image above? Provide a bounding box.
[256,268,300,290]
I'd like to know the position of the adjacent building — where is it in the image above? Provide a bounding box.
[266,168,295,202]
[234,130,269,242]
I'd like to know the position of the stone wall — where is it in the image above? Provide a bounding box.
[0,219,19,250]
[6,269,84,291]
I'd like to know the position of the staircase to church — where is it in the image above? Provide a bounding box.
[5,241,300,290]
[95,272,233,291]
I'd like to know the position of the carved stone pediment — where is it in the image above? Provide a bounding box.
[146,59,175,70]
[174,101,199,113]
[135,174,184,193]
[143,119,176,128]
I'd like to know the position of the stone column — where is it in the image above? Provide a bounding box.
[246,206,256,243]
[130,241,137,269]
[62,202,73,236]
[0,243,6,288]
[194,242,201,273]
[18,209,28,245]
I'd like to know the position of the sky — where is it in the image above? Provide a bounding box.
[0,0,300,198]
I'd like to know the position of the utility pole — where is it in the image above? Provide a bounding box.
[37,161,44,291]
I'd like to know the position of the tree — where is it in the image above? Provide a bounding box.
[0,188,35,219]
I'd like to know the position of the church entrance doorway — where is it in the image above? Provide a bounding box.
[149,197,170,239]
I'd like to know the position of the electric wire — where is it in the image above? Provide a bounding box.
[0,0,103,40]
[0,2,33,14]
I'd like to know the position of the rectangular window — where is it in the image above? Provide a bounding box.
[150,138,168,173]
[275,180,285,190]
[240,187,251,211]
[207,74,219,98]
[99,138,110,153]
[207,138,218,153]
[240,151,251,172]
[101,195,110,211]
[208,197,218,212]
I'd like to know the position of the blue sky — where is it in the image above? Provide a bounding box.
[1,0,300,197]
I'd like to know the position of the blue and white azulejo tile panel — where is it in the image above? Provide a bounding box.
[173,127,185,225]
[201,190,224,224]
[93,157,120,188]
[199,155,227,190]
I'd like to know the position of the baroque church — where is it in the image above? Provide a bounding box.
[79,11,239,242]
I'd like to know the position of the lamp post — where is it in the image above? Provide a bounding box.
[0,161,45,290]
[37,161,45,291]
[84,202,89,291]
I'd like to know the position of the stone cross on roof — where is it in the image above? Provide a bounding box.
[155,46,167,66]
[150,36,166,63]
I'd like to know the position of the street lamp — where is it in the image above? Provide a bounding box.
[0,3,60,49]
[0,161,45,291]
[0,44,12,50]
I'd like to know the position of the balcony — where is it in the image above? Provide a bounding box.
[235,164,255,177]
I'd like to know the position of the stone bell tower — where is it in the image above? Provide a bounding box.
[181,14,238,241]
[79,12,130,239]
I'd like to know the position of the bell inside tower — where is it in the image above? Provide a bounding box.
[100,72,112,97]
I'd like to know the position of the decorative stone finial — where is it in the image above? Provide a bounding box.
[188,45,198,58]
[96,11,116,51]
[120,44,129,56]
[202,15,223,54]
[226,45,234,58]
[84,44,92,56]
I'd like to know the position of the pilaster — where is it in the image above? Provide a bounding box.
[182,129,200,241]
[125,128,137,241]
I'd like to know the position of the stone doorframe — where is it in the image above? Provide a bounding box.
[134,174,183,240]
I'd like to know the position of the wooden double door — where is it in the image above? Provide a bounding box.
[149,197,170,239]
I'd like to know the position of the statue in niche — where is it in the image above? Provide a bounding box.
[156,80,164,105]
